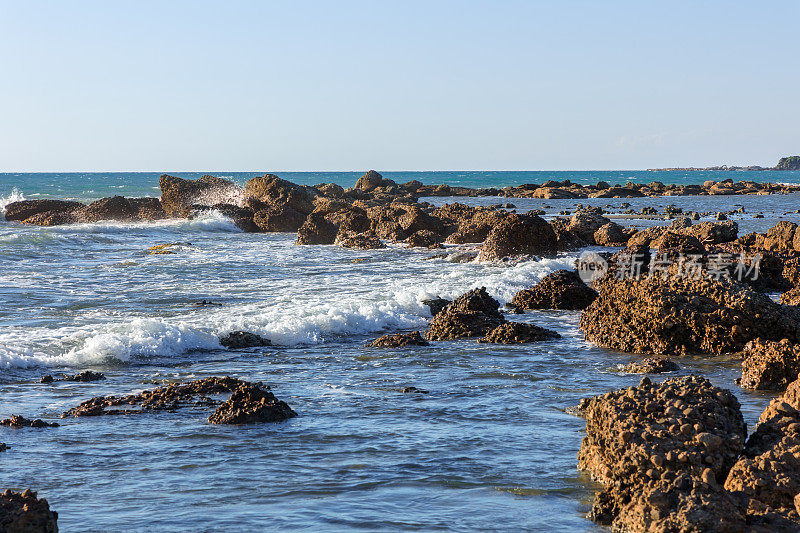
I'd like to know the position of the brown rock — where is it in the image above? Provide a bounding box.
[219,331,272,349]
[0,489,58,533]
[335,231,386,250]
[207,382,296,424]
[620,357,679,374]
[740,339,800,391]
[244,174,314,215]
[253,205,307,232]
[478,214,557,261]
[295,212,339,245]
[0,415,59,428]
[425,288,505,340]
[511,269,597,310]
[4,199,84,222]
[160,174,243,217]
[593,222,628,246]
[478,322,560,344]
[366,331,429,348]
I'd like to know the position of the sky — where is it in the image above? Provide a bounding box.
[1,1,798,171]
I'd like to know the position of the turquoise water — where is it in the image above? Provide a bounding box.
[0,172,796,531]
[2,170,799,203]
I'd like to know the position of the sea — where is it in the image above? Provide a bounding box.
[1,170,799,531]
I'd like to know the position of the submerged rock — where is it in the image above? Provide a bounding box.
[0,489,58,533]
[366,331,429,348]
[510,270,597,310]
[399,386,429,394]
[620,357,679,374]
[425,288,505,340]
[740,339,800,391]
[219,331,272,349]
[478,322,560,344]
[207,382,297,424]
[0,415,59,428]
[41,371,105,383]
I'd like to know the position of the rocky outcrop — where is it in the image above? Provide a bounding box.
[0,489,58,533]
[354,170,387,192]
[295,212,339,245]
[0,415,59,428]
[549,218,587,251]
[478,322,560,344]
[567,210,610,244]
[593,222,629,246]
[61,376,292,423]
[580,274,800,355]
[253,205,307,232]
[425,288,505,340]
[652,231,706,256]
[335,231,386,249]
[160,174,243,217]
[207,382,296,424]
[739,339,800,391]
[578,376,751,532]
[366,331,429,348]
[76,195,137,222]
[510,270,597,310]
[405,230,443,249]
[477,214,557,261]
[776,156,800,171]
[620,357,679,374]
[219,331,272,349]
[244,174,314,215]
[4,199,84,222]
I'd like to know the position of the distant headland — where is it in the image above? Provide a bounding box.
[648,155,800,172]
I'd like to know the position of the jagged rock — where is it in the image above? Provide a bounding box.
[740,339,800,391]
[580,273,800,355]
[4,199,84,222]
[128,197,167,221]
[568,210,611,244]
[398,207,443,236]
[652,231,707,256]
[366,331,429,348]
[620,357,679,374]
[207,382,296,424]
[762,221,800,252]
[425,288,505,340]
[76,195,137,222]
[0,415,59,428]
[219,331,272,349]
[315,183,345,198]
[510,270,597,310]
[478,322,560,344]
[579,375,749,532]
[549,218,587,251]
[422,298,451,317]
[478,214,557,261]
[253,205,307,232]
[0,489,58,533]
[405,230,443,249]
[244,174,314,215]
[21,210,77,226]
[160,174,243,217]
[627,226,666,247]
[335,231,386,249]
[354,170,385,192]
[295,212,338,245]
[593,222,628,246]
[683,220,739,246]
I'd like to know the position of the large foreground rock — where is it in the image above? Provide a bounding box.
[580,274,800,355]
[477,214,557,261]
[578,375,751,531]
[245,174,315,215]
[510,270,597,310]
[425,288,505,340]
[1,489,58,533]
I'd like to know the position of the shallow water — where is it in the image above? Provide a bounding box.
[0,172,797,531]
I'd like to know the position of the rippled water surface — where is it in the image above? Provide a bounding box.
[1,172,798,531]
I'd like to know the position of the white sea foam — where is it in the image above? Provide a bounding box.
[0,250,576,368]
[0,188,25,214]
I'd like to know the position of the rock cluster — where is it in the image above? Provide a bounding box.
[580,273,800,355]
[61,376,292,426]
[425,288,505,340]
[207,382,297,424]
[510,270,597,310]
[0,415,59,428]
[366,332,429,348]
[740,339,800,391]
[0,489,58,533]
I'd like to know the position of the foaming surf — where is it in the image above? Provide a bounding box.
[0,187,25,214]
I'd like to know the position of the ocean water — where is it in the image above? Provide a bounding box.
[0,171,798,531]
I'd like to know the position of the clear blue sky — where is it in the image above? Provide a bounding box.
[1,1,798,171]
